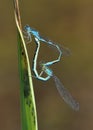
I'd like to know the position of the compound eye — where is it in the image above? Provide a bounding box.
[24,24,30,31]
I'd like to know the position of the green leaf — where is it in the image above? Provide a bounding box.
[17,22,38,130]
[14,2,38,129]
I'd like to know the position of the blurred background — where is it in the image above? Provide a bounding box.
[0,0,93,130]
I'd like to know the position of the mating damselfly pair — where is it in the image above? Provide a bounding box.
[24,25,79,111]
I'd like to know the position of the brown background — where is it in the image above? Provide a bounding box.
[0,0,93,130]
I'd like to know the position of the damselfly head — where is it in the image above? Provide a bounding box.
[39,61,53,77]
[24,24,31,32]
[39,61,45,68]
[24,25,38,34]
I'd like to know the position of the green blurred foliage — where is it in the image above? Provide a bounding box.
[0,0,93,130]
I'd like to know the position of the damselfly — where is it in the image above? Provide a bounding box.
[40,63,79,111]
[29,30,79,111]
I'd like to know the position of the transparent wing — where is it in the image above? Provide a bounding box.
[39,36,71,57]
[53,75,79,111]
[60,44,71,56]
